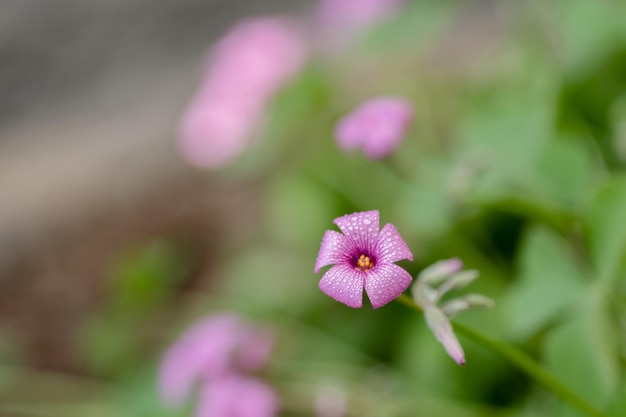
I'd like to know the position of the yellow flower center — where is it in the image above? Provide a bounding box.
[356,254,375,271]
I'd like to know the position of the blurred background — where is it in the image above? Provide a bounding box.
[0,0,312,414]
[0,0,312,372]
[1,1,626,416]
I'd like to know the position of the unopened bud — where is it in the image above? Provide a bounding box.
[441,294,495,316]
[424,306,465,365]
[435,270,480,301]
[417,258,463,285]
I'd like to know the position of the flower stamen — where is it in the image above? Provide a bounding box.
[356,254,374,271]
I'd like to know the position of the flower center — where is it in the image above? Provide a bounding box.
[355,254,375,271]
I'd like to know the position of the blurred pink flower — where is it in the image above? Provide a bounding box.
[179,16,307,169]
[315,210,414,308]
[335,97,413,159]
[158,313,276,414]
[315,0,405,32]
[196,374,278,417]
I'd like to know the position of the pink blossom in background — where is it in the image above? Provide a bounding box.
[179,16,307,169]
[315,0,405,32]
[196,375,278,417]
[179,99,260,169]
[315,210,414,308]
[158,314,277,416]
[335,97,413,159]
[208,17,307,99]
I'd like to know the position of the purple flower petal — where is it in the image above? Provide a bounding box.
[335,114,366,151]
[375,223,413,264]
[364,263,412,309]
[319,263,365,308]
[334,98,413,159]
[315,230,354,273]
[237,326,274,372]
[158,314,279,408]
[333,210,380,254]
[178,16,306,170]
[196,374,278,417]
[158,315,243,406]
[315,210,415,309]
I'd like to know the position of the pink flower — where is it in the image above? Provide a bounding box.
[335,97,413,159]
[179,17,307,169]
[315,0,405,32]
[158,314,276,416]
[315,210,414,309]
[196,374,278,417]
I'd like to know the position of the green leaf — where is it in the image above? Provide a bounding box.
[543,286,620,414]
[459,90,553,182]
[393,183,452,242]
[361,0,457,53]
[531,138,595,208]
[109,240,193,313]
[396,315,461,397]
[116,366,187,417]
[505,226,587,340]
[607,379,626,417]
[588,177,626,282]
[456,76,560,205]
[557,0,626,79]
[266,173,338,249]
[609,93,626,163]
[79,314,142,377]
[217,246,318,314]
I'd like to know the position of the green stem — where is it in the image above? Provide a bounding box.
[396,294,611,417]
